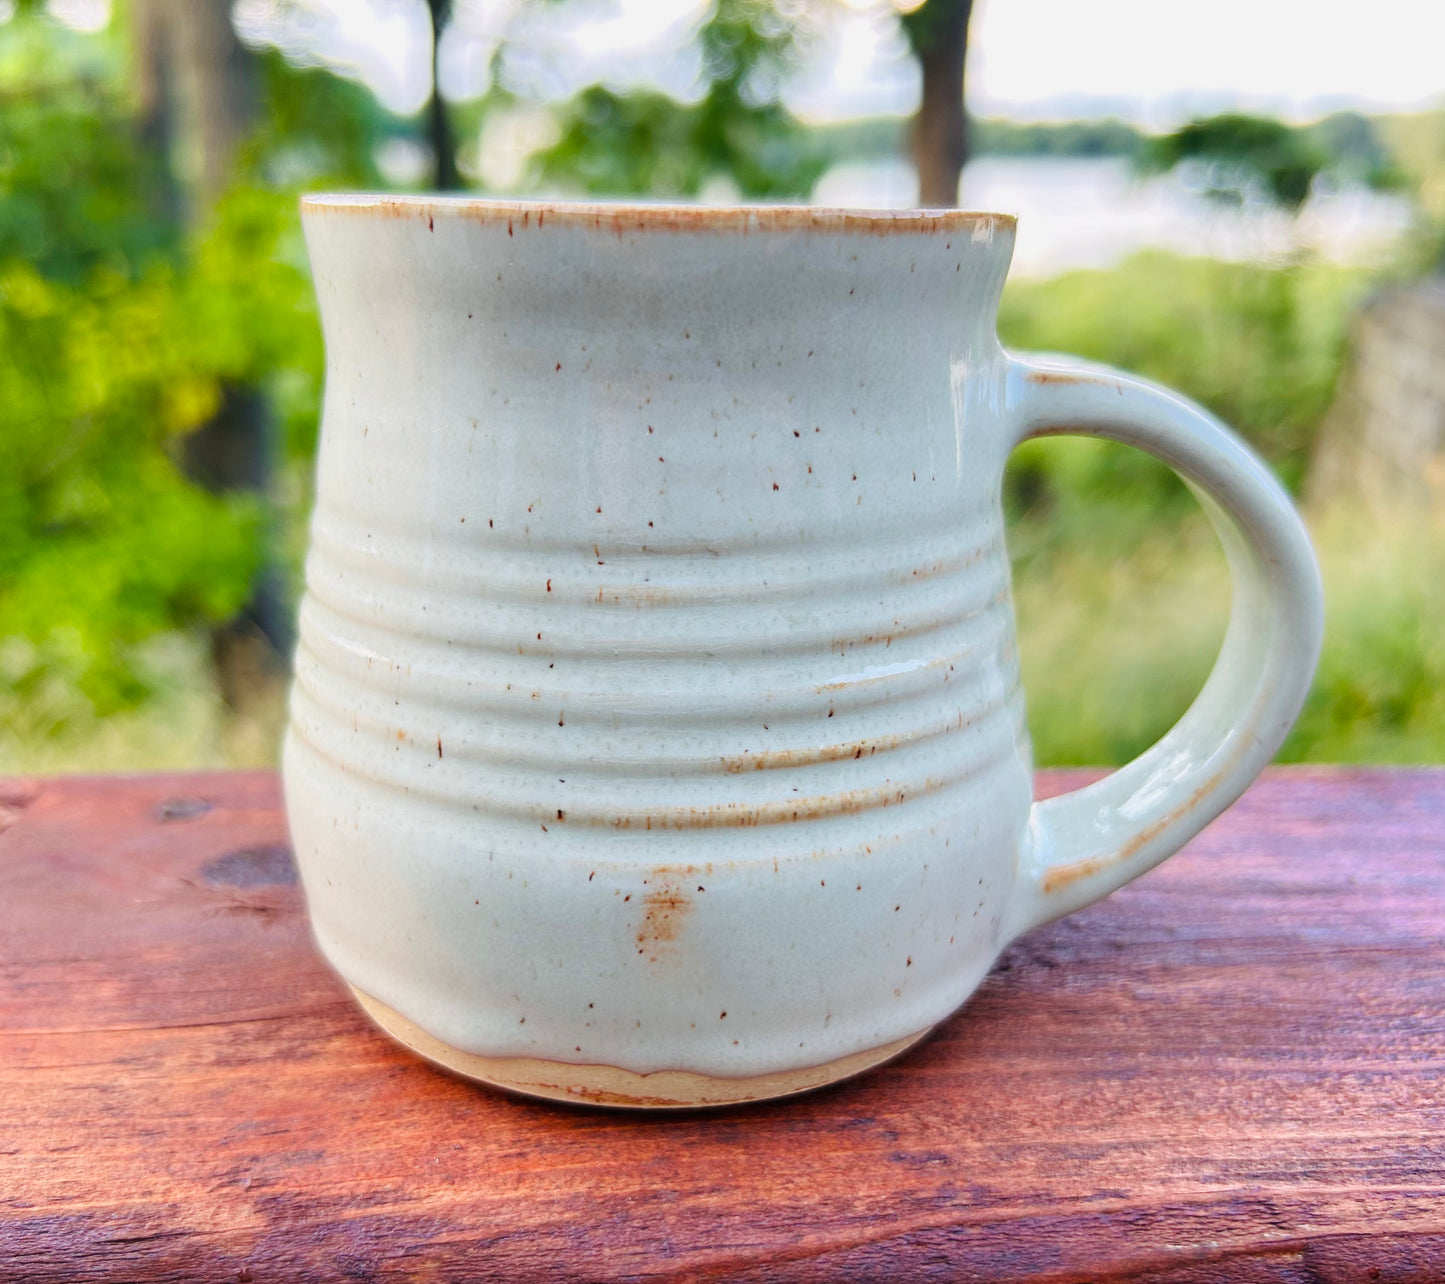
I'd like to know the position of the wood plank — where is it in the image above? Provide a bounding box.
[1,768,1442,1283]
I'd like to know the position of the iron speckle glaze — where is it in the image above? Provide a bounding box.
[285,197,1321,1106]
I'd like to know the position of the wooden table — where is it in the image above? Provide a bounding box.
[2,768,1442,1283]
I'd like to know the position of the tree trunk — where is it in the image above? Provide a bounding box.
[425,0,461,190]
[904,0,974,208]
[127,0,289,704]
[129,0,182,227]
[129,0,255,218]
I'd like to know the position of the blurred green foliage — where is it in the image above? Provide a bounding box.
[811,109,1407,177]
[974,117,1146,160]
[1009,506,1445,767]
[0,12,320,736]
[532,0,824,198]
[998,252,1373,524]
[1284,512,1445,762]
[995,251,1445,768]
[1140,111,1407,209]
[0,18,170,278]
[1143,112,1329,208]
[252,49,393,192]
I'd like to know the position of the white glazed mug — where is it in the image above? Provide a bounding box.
[284,197,1323,1108]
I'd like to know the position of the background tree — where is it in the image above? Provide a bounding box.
[530,0,824,200]
[424,0,461,190]
[129,0,291,708]
[1142,113,1327,211]
[131,0,256,216]
[899,0,974,207]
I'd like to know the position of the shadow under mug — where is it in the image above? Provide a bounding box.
[283,197,1323,1108]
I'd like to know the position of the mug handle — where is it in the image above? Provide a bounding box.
[1001,353,1324,940]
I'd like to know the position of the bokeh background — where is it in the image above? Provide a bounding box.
[2,0,1442,772]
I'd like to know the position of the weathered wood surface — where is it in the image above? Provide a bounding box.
[1,768,1442,1283]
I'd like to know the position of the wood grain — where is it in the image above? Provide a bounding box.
[1,768,1442,1283]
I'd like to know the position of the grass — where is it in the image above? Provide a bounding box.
[1009,502,1445,766]
[0,632,286,774]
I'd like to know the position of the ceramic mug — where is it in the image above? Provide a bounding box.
[284,197,1323,1108]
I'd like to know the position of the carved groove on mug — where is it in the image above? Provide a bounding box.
[292,609,1011,719]
[351,985,934,1109]
[308,507,1001,606]
[300,556,1011,662]
[298,578,1010,664]
[284,704,1019,828]
[288,659,1019,777]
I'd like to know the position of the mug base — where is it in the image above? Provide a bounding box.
[350,985,932,1109]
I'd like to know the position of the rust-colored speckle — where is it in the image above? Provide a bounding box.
[636,874,692,950]
[1041,852,1109,895]
[436,737,443,760]
[427,214,434,232]
[1026,369,1081,386]
[599,776,935,830]
[555,362,562,372]
[1025,369,1124,394]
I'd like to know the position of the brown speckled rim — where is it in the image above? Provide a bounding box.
[299,193,1016,237]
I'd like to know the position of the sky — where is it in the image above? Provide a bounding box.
[965,0,1445,126]
[63,0,1445,125]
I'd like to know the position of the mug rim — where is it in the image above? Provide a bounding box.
[299,192,1017,237]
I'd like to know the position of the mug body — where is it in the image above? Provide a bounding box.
[285,197,1032,1105]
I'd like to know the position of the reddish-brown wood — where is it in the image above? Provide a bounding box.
[1,768,1442,1283]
